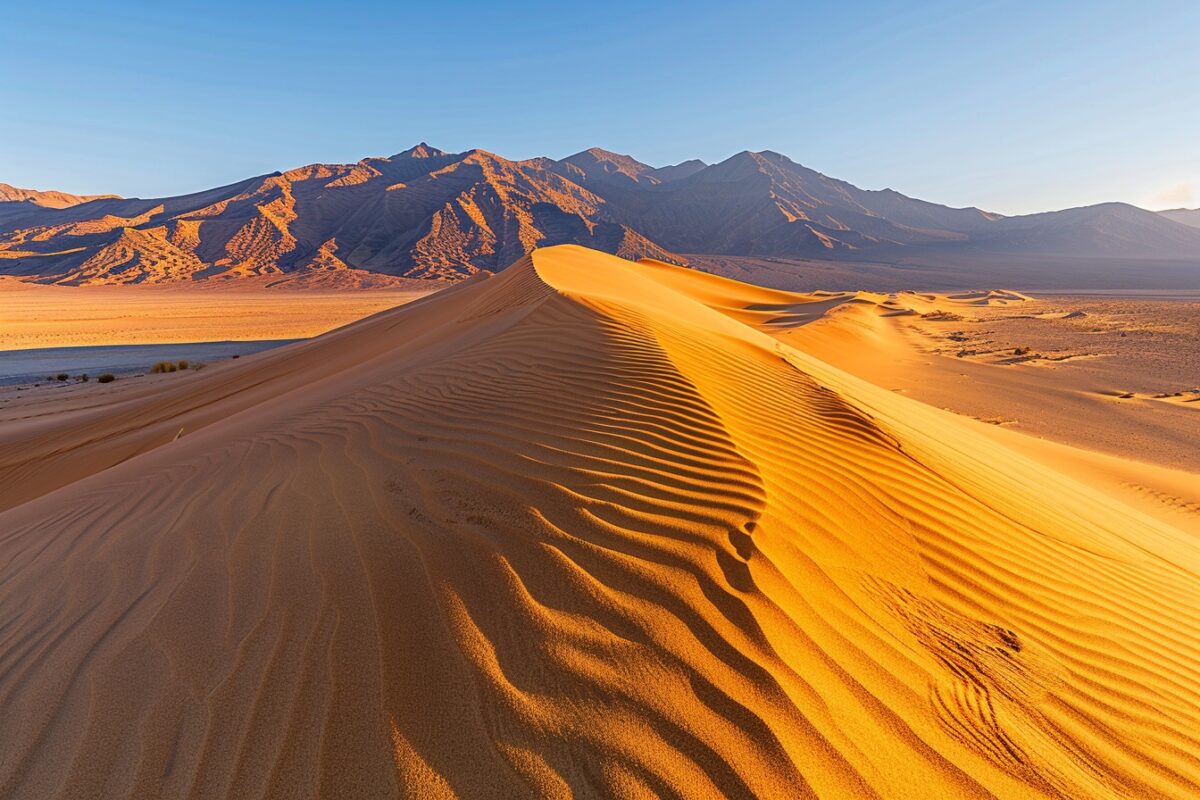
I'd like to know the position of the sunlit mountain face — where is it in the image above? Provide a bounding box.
[4,144,1198,287]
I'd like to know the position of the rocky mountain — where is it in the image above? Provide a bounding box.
[941,203,1200,257]
[0,182,119,209]
[0,145,680,284]
[597,150,1004,256]
[2,145,1198,285]
[550,147,707,190]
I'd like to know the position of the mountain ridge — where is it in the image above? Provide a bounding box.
[2,145,1197,286]
[0,182,121,209]
[1158,207,1200,229]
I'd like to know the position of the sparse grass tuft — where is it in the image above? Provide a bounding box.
[151,361,179,374]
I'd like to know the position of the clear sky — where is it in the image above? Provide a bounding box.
[2,0,1196,215]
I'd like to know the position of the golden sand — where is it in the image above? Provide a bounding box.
[780,288,1200,536]
[0,246,1196,798]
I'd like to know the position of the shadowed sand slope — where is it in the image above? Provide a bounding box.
[0,245,1197,798]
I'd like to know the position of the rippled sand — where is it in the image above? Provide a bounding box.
[0,247,1197,798]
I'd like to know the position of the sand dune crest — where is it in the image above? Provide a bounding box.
[0,245,1197,798]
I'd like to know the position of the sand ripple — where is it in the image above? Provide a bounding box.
[0,246,1197,798]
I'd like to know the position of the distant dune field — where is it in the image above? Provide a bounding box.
[0,245,1196,798]
[780,288,1200,535]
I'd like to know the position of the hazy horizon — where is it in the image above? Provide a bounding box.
[2,0,1197,215]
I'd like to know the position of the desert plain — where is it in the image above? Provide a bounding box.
[0,275,431,351]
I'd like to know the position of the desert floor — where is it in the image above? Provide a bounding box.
[0,251,1196,798]
[0,275,434,351]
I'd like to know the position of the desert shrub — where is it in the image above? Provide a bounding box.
[922,310,964,321]
[78,374,89,382]
[97,373,116,383]
[150,361,179,374]
[177,360,189,370]
[55,373,69,381]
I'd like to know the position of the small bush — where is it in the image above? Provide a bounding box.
[55,373,69,381]
[97,373,116,383]
[177,360,189,370]
[78,374,89,382]
[150,361,179,374]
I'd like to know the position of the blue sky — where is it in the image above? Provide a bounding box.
[2,0,1196,214]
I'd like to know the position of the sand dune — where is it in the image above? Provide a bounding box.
[1,245,1197,798]
[782,287,1200,532]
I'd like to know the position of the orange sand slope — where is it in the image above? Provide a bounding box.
[0,245,1197,799]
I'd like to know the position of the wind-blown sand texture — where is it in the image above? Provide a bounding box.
[782,289,1200,535]
[0,246,1197,798]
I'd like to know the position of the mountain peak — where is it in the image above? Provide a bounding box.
[556,148,658,188]
[649,159,708,183]
[396,143,448,159]
[581,146,620,158]
[564,148,653,171]
[5,144,1197,286]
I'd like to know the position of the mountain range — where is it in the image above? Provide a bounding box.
[2,145,1198,287]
